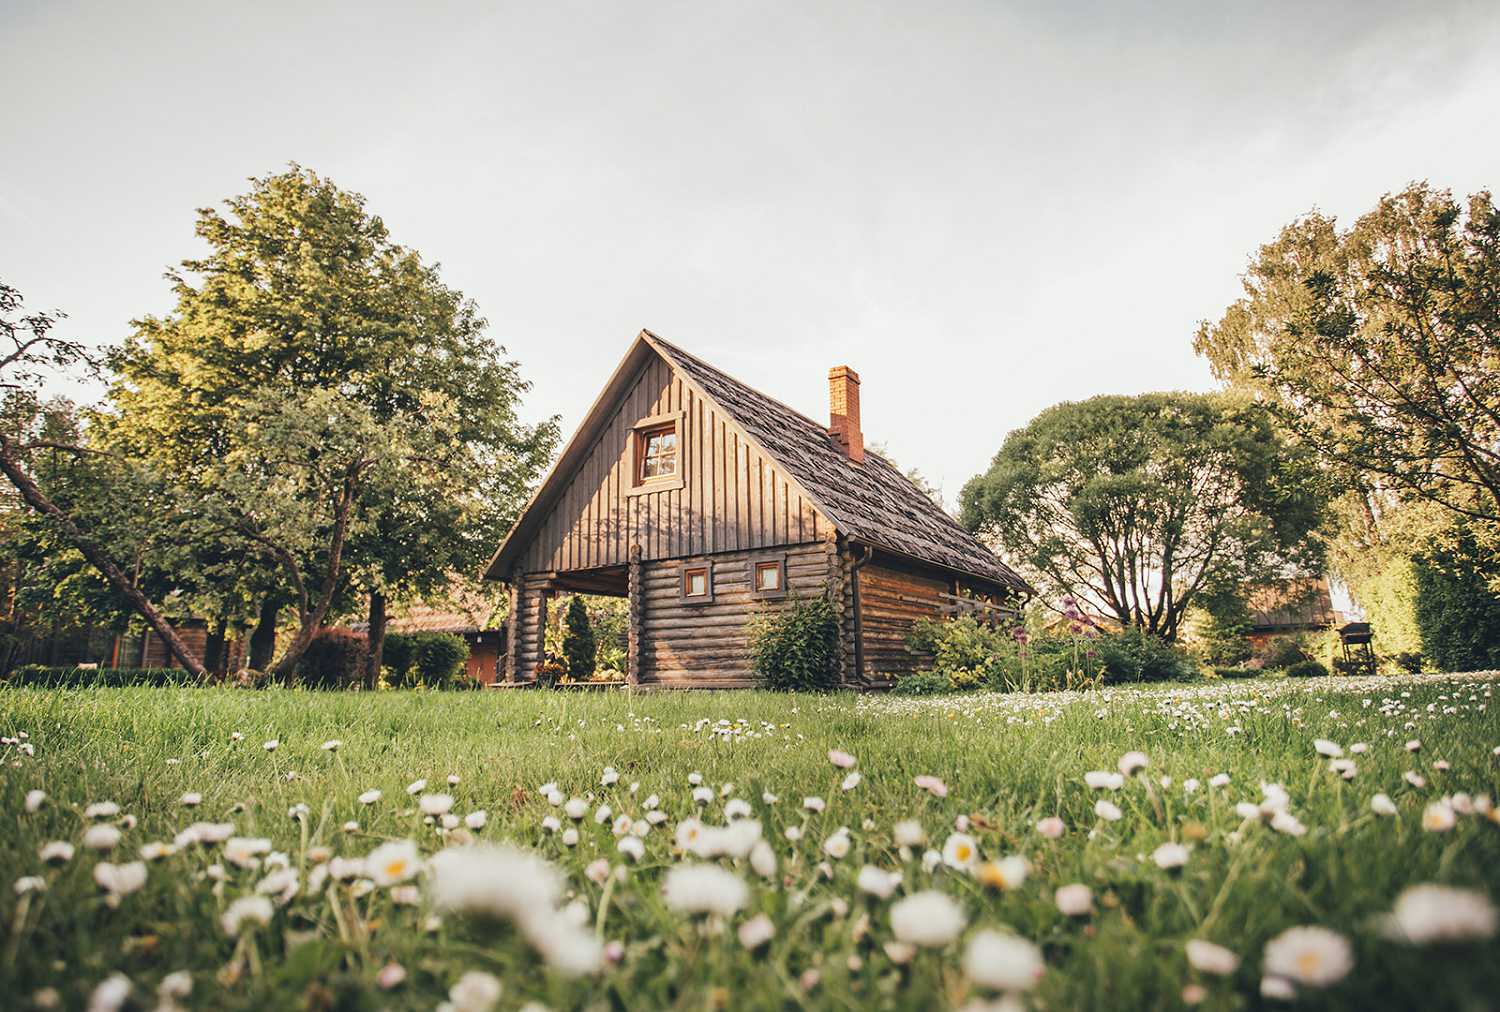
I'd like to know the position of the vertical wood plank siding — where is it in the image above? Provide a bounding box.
[857,563,952,678]
[638,543,830,687]
[518,358,825,574]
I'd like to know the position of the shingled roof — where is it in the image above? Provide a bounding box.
[645,333,1029,594]
[486,331,1031,595]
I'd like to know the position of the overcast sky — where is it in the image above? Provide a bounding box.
[4,0,1498,501]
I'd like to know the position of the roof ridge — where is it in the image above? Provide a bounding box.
[642,330,900,468]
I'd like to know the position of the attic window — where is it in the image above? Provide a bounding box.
[629,411,686,494]
[638,425,677,480]
[681,562,712,602]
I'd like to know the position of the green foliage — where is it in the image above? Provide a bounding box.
[1195,184,1500,526]
[1211,666,1262,679]
[380,632,470,687]
[890,670,953,695]
[1285,659,1329,678]
[95,167,557,676]
[906,618,1196,693]
[586,597,629,673]
[381,633,417,684]
[1413,531,1500,672]
[1192,591,1254,666]
[412,633,470,688]
[561,596,597,681]
[906,615,1017,689]
[1353,556,1424,661]
[1258,635,1313,671]
[1092,626,1200,684]
[959,392,1328,641]
[295,628,369,689]
[749,596,840,692]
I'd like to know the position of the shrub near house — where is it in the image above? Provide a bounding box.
[899,617,1199,694]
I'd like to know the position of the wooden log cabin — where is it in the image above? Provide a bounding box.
[483,331,1031,688]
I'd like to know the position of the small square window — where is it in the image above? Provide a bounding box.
[755,561,782,593]
[682,565,710,600]
[751,557,786,598]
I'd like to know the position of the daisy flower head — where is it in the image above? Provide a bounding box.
[1185,939,1239,975]
[914,775,948,798]
[83,824,123,852]
[220,895,274,937]
[447,970,501,1012]
[738,912,775,949]
[1262,925,1353,989]
[662,863,749,917]
[942,832,980,871]
[1118,751,1149,776]
[976,855,1028,890]
[1055,883,1092,916]
[1380,884,1497,944]
[1035,816,1065,839]
[856,864,902,899]
[1094,800,1122,822]
[1152,842,1190,869]
[889,890,966,948]
[366,840,422,886]
[963,929,1044,992]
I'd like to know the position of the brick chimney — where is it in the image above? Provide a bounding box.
[828,365,864,463]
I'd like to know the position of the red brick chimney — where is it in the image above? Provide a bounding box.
[828,365,864,464]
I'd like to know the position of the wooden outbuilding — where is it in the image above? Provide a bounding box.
[484,331,1031,688]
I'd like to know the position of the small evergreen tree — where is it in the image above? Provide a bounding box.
[561,595,597,681]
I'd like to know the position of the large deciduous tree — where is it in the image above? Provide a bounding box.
[1194,183,1500,530]
[959,392,1327,640]
[104,166,557,679]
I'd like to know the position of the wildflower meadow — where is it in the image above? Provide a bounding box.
[3,673,1499,1011]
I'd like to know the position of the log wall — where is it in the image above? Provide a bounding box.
[638,542,831,687]
[857,561,953,679]
[518,355,827,574]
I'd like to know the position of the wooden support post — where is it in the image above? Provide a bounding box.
[826,534,852,685]
[503,581,520,684]
[627,544,643,686]
[535,583,552,683]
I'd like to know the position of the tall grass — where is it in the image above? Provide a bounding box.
[1,676,1497,1009]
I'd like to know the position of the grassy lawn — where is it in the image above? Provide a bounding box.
[2,674,1498,1010]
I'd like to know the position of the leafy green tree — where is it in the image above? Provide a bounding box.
[561,595,596,681]
[959,393,1328,641]
[1412,522,1500,670]
[1194,183,1500,530]
[0,283,206,674]
[103,166,556,679]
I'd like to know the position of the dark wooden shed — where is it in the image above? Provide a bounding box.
[484,331,1031,688]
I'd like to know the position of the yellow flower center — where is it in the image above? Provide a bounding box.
[385,859,407,878]
[1296,952,1322,977]
[956,845,971,861]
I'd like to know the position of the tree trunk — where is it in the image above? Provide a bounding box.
[205,618,229,678]
[364,589,386,689]
[248,596,278,671]
[0,435,206,676]
[266,469,360,681]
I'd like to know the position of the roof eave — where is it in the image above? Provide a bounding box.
[481,332,658,582]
